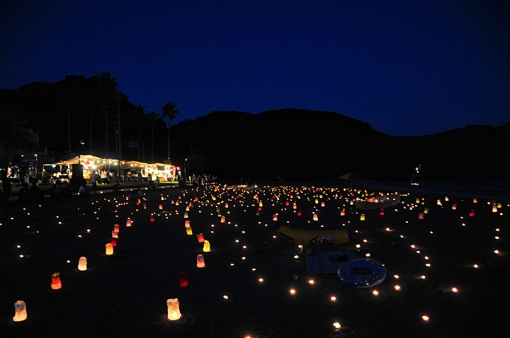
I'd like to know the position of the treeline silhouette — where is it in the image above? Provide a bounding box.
[1,75,509,181]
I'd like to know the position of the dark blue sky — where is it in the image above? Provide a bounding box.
[1,0,509,136]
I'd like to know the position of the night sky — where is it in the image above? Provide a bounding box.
[1,0,509,136]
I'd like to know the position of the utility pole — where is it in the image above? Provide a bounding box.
[68,107,72,157]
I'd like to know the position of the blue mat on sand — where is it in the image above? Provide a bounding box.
[306,251,357,273]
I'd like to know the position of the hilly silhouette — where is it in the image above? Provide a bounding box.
[169,110,510,181]
[1,77,509,181]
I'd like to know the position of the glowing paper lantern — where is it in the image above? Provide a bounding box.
[297,211,302,216]
[179,273,189,288]
[196,254,205,268]
[159,204,163,210]
[469,210,475,217]
[418,213,424,220]
[78,256,87,271]
[321,201,325,207]
[112,231,119,239]
[221,215,226,223]
[293,203,297,210]
[186,227,193,235]
[184,220,190,228]
[51,272,62,290]
[445,196,449,202]
[379,209,385,216]
[13,300,27,322]
[473,198,478,204]
[313,214,318,221]
[166,298,182,321]
[111,239,117,247]
[452,204,457,210]
[424,207,429,214]
[340,209,346,216]
[126,219,132,227]
[105,243,114,255]
[273,214,278,221]
[360,213,366,221]
[149,215,155,222]
[184,212,189,219]
[203,240,211,252]
[114,224,120,232]
[197,233,205,243]
[492,206,498,213]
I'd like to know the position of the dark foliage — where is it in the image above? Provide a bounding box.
[1,75,508,181]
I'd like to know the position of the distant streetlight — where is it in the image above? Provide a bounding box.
[78,140,85,164]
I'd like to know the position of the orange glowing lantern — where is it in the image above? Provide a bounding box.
[360,213,366,221]
[12,300,27,322]
[150,214,155,222]
[114,224,120,232]
[492,206,498,213]
[186,226,193,235]
[221,215,226,223]
[184,220,191,228]
[424,207,429,214]
[452,204,457,210]
[126,219,132,227]
[197,233,205,243]
[184,212,189,219]
[196,254,205,268]
[340,209,346,216]
[51,272,62,290]
[473,198,478,204]
[313,214,318,221]
[293,203,297,210]
[159,204,163,210]
[203,240,211,252]
[321,201,325,207]
[179,272,189,288]
[78,256,87,271]
[166,298,182,321]
[273,214,278,221]
[105,243,114,255]
[112,231,118,239]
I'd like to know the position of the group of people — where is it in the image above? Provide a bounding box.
[18,182,45,203]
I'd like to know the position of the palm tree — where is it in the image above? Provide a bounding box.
[133,105,147,161]
[93,71,118,158]
[145,111,160,163]
[161,102,179,163]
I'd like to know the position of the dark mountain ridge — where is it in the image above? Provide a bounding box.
[1,77,508,181]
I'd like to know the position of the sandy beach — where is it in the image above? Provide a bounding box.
[0,182,508,337]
